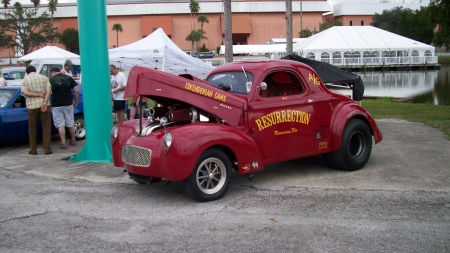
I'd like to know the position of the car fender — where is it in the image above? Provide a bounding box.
[329,101,383,151]
[164,123,265,181]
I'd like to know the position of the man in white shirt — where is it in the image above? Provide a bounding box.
[110,64,127,124]
[60,59,73,77]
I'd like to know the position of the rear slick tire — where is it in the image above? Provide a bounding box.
[323,118,372,171]
[183,148,232,202]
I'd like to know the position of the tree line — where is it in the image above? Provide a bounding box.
[0,1,81,56]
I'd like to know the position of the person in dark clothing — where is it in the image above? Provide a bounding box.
[49,67,79,150]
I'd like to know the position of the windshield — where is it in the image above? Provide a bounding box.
[206,71,254,95]
[0,89,16,108]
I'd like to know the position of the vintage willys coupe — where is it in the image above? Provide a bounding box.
[111,59,382,202]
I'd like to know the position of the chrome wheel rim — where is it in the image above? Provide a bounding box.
[74,119,86,139]
[348,131,365,158]
[196,157,227,195]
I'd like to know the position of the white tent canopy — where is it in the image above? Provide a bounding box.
[293,26,435,56]
[109,28,214,79]
[18,46,79,61]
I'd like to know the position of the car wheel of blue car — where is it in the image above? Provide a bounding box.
[183,148,232,202]
[323,118,372,171]
[74,115,86,141]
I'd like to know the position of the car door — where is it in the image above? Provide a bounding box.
[4,92,29,143]
[247,69,315,160]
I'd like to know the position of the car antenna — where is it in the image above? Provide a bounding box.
[242,66,249,82]
[242,66,252,92]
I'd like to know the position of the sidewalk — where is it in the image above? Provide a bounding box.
[1,119,450,192]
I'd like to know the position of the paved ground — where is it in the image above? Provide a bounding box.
[1,118,449,193]
[1,119,449,252]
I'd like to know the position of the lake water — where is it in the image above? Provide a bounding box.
[357,66,450,106]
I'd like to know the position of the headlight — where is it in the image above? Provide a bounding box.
[163,131,173,152]
[111,127,118,144]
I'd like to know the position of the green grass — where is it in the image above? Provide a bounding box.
[362,97,450,140]
[438,56,450,65]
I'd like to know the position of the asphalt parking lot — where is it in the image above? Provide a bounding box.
[1,118,449,192]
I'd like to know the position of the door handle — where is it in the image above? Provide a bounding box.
[308,99,313,103]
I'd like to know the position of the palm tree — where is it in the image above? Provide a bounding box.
[189,0,199,31]
[1,0,11,19]
[285,0,293,55]
[30,0,39,17]
[186,29,200,55]
[111,23,123,47]
[223,0,233,62]
[48,0,57,25]
[197,15,209,51]
[196,29,207,51]
[198,15,209,30]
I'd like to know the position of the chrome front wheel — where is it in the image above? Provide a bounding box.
[183,148,232,202]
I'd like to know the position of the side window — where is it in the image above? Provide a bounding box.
[260,71,304,98]
[39,65,48,76]
[40,64,63,79]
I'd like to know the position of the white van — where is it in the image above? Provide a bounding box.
[30,58,81,83]
[5,58,81,86]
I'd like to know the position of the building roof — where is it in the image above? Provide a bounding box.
[293,26,435,53]
[28,1,332,18]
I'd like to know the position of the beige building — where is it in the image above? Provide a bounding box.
[0,0,430,60]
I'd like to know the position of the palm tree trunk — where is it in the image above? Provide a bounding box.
[286,0,293,55]
[224,0,233,63]
[116,31,118,47]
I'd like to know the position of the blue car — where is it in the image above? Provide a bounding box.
[0,86,85,144]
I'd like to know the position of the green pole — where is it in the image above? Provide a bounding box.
[71,0,113,162]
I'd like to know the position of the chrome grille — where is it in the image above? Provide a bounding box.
[122,145,152,167]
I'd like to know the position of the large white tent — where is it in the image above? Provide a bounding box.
[109,28,214,79]
[293,26,435,59]
[18,46,79,61]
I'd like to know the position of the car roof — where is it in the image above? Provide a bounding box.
[1,67,27,72]
[30,58,81,66]
[0,86,21,90]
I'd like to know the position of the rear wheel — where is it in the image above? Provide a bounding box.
[323,118,372,171]
[74,115,86,141]
[183,148,232,202]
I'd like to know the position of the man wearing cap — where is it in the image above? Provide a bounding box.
[61,59,73,77]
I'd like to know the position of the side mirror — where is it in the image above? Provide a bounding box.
[260,82,268,91]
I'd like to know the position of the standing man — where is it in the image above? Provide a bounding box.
[110,64,127,123]
[21,66,52,155]
[60,59,73,76]
[50,67,79,150]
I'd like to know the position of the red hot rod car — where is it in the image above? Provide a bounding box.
[111,59,382,202]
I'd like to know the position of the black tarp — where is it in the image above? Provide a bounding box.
[281,54,364,101]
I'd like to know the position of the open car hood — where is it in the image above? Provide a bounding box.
[124,66,246,127]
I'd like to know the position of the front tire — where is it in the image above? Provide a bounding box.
[323,118,372,171]
[74,115,86,141]
[183,148,232,202]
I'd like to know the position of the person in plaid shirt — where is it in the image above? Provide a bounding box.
[21,66,52,155]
